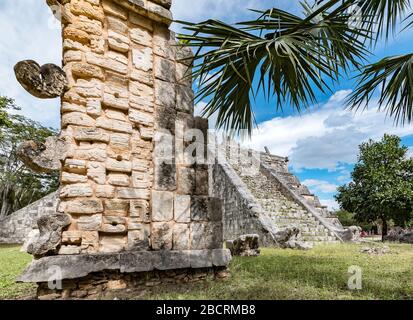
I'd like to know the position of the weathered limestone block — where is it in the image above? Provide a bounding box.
[129,109,154,125]
[174,195,191,223]
[152,191,174,222]
[176,84,194,114]
[96,117,133,133]
[108,30,130,53]
[104,199,129,216]
[58,245,81,255]
[17,135,70,173]
[155,79,176,108]
[14,60,67,99]
[173,223,190,250]
[62,112,95,127]
[226,234,260,257]
[102,0,128,20]
[106,158,132,173]
[177,167,195,194]
[100,235,126,253]
[132,47,153,72]
[190,196,208,221]
[127,223,150,250]
[59,199,104,215]
[61,172,88,184]
[273,227,314,250]
[151,222,173,250]
[73,127,110,143]
[191,222,223,250]
[118,187,150,200]
[153,27,175,60]
[60,183,93,198]
[190,196,222,222]
[27,214,71,258]
[77,214,102,231]
[95,185,116,198]
[71,63,104,80]
[195,165,209,195]
[154,162,176,191]
[154,56,175,82]
[130,27,152,46]
[108,173,130,186]
[189,250,212,268]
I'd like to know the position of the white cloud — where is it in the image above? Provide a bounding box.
[302,179,338,193]
[0,0,61,128]
[171,0,301,29]
[327,89,352,104]
[337,170,351,183]
[242,91,413,171]
[320,199,339,211]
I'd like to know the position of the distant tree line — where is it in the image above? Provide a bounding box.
[0,96,59,219]
[336,135,413,240]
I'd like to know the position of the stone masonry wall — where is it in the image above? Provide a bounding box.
[52,0,223,256]
[212,141,343,245]
[0,192,59,244]
[211,148,280,246]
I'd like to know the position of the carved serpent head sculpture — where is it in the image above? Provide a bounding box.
[14,60,67,99]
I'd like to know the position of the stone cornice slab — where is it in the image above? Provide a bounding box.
[18,249,231,283]
[45,0,173,26]
[114,0,173,26]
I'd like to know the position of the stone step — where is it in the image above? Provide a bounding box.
[233,161,338,244]
[270,214,320,226]
[268,213,315,219]
[300,232,329,237]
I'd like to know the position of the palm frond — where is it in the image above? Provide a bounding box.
[348,0,411,41]
[177,5,369,135]
[348,53,413,124]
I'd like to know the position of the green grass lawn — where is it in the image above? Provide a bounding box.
[1,243,412,300]
[0,245,36,299]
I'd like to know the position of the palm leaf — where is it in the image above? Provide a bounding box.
[177,4,369,135]
[348,53,413,124]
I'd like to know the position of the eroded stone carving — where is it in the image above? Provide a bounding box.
[14,60,67,99]
[27,214,71,258]
[17,135,69,173]
[226,234,260,257]
[337,226,362,242]
[383,227,413,244]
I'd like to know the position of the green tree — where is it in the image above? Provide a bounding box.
[178,0,413,135]
[0,96,59,219]
[335,135,413,240]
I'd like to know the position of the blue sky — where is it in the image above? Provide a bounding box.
[1,0,413,209]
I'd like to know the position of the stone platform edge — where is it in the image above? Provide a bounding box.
[17,249,231,283]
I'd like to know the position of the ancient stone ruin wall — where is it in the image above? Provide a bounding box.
[0,192,59,244]
[54,0,219,255]
[211,153,280,246]
[15,1,231,297]
[212,142,343,246]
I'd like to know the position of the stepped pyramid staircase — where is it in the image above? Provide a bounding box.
[215,142,344,246]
